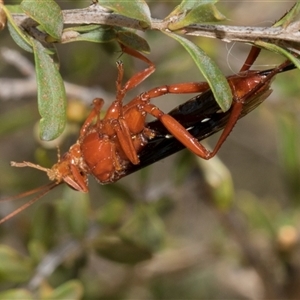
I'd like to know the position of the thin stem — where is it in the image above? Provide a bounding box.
[9,4,300,46]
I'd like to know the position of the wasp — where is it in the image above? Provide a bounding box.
[0,46,295,223]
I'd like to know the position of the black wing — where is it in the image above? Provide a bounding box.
[125,64,295,175]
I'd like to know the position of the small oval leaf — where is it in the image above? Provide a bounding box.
[98,0,151,28]
[30,203,58,247]
[59,187,90,238]
[93,235,152,264]
[0,245,33,282]
[0,289,33,300]
[97,197,127,226]
[7,21,33,53]
[166,0,218,19]
[116,29,150,53]
[119,205,165,252]
[165,32,232,111]
[43,280,83,300]
[63,26,116,44]
[21,0,63,40]
[196,155,234,210]
[64,24,103,33]
[31,38,66,140]
[2,4,23,13]
[274,2,300,28]
[169,4,226,30]
[2,5,32,52]
[255,40,300,71]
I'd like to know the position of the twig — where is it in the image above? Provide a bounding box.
[9,3,300,47]
[183,23,300,45]
[12,5,145,31]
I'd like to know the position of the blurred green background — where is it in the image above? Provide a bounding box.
[0,1,300,299]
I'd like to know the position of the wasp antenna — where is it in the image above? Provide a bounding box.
[0,182,58,203]
[11,161,50,173]
[0,182,59,225]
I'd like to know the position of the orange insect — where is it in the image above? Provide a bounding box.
[0,46,294,223]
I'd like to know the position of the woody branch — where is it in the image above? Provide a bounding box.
[10,4,300,47]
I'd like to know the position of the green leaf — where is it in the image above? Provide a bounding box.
[236,192,276,234]
[0,245,33,282]
[63,26,116,44]
[30,203,57,247]
[274,2,300,28]
[42,280,83,300]
[196,154,234,210]
[93,234,152,264]
[173,150,194,184]
[31,38,66,140]
[0,103,36,136]
[116,29,150,53]
[28,240,47,264]
[165,32,232,111]
[4,5,23,13]
[166,0,218,18]
[255,40,300,71]
[7,22,32,52]
[119,204,165,252]
[169,4,226,31]
[64,24,104,33]
[2,5,32,52]
[277,113,300,202]
[97,0,151,28]
[0,289,33,300]
[97,197,127,226]
[62,26,150,53]
[59,187,90,238]
[21,0,63,40]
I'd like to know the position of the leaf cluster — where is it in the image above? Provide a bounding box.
[0,0,233,140]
